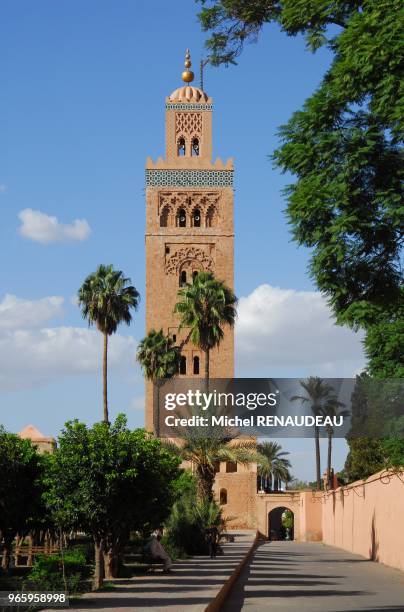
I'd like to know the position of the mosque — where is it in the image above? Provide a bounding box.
[18,52,324,540]
[142,50,323,538]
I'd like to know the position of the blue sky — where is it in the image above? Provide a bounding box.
[0,1,365,480]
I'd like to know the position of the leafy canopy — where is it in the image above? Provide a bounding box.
[45,415,181,538]
[78,264,140,335]
[0,427,45,543]
[257,441,291,482]
[197,0,404,377]
[174,271,237,352]
[137,328,181,381]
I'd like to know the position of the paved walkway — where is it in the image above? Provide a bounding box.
[69,531,255,612]
[223,541,404,611]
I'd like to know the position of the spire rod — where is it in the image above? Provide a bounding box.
[182,49,194,83]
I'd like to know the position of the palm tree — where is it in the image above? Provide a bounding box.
[257,441,291,492]
[174,271,237,390]
[322,397,350,488]
[164,428,257,501]
[137,329,181,436]
[78,264,140,423]
[291,377,334,490]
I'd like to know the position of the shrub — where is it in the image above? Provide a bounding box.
[282,510,293,530]
[164,491,223,557]
[24,550,89,594]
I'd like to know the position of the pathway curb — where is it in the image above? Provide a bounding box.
[204,531,260,612]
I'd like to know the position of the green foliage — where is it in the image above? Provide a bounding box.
[78,264,140,422]
[164,427,256,501]
[197,1,363,64]
[343,438,385,482]
[344,376,404,481]
[381,438,404,468]
[78,264,140,336]
[164,480,223,557]
[348,376,404,438]
[24,550,88,594]
[0,427,46,559]
[364,309,404,378]
[198,0,404,377]
[137,329,181,381]
[257,441,291,484]
[45,415,181,548]
[174,271,237,354]
[282,510,294,530]
[171,469,198,500]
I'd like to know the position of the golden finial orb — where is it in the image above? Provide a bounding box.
[181,48,194,83]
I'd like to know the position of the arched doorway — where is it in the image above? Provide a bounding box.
[268,507,294,541]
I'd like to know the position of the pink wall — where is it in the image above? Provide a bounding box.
[322,470,404,572]
[299,491,323,541]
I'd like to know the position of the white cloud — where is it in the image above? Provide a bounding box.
[0,184,6,193]
[0,294,136,391]
[0,326,136,391]
[18,209,91,244]
[236,284,365,377]
[129,396,145,411]
[0,294,64,330]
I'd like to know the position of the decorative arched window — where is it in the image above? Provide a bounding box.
[219,488,227,505]
[179,270,187,286]
[191,137,200,156]
[179,355,187,375]
[192,208,201,227]
[160,206,169,227]
[177,208,186,228]
[177,137,186,156]
[193,355,200,375]
[192,270,198,282]
[206,205,217,228]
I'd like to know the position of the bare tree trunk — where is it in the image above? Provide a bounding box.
[93,537,105,590]
[1,534,13,572]
[327,429,333,488]
[103,332,109,424]
[204,349,210,382]
[204,348,210,395]
[103,549,115,580]
[103,533,121,580]
[314,425,321,490]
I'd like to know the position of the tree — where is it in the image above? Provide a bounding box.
[0,427,45,572]
[137,329,181,436]
[291,377,334,489]
[321,398,350,488]
[78,265,140,423]
[256,441,291,492]
[165,427,256,501]
[45,416,180,589]
[197,0,403,377]
[174,271,237,388]
[343,438,385,482]
[343,375,404,481]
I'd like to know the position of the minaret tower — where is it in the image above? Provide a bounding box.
[144,50,234,431]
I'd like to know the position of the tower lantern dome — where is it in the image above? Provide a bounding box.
[168,49,211,104]
[168,85,210,103]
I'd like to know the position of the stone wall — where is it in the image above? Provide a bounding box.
[213,463,257,529]
[322,469,404,572]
